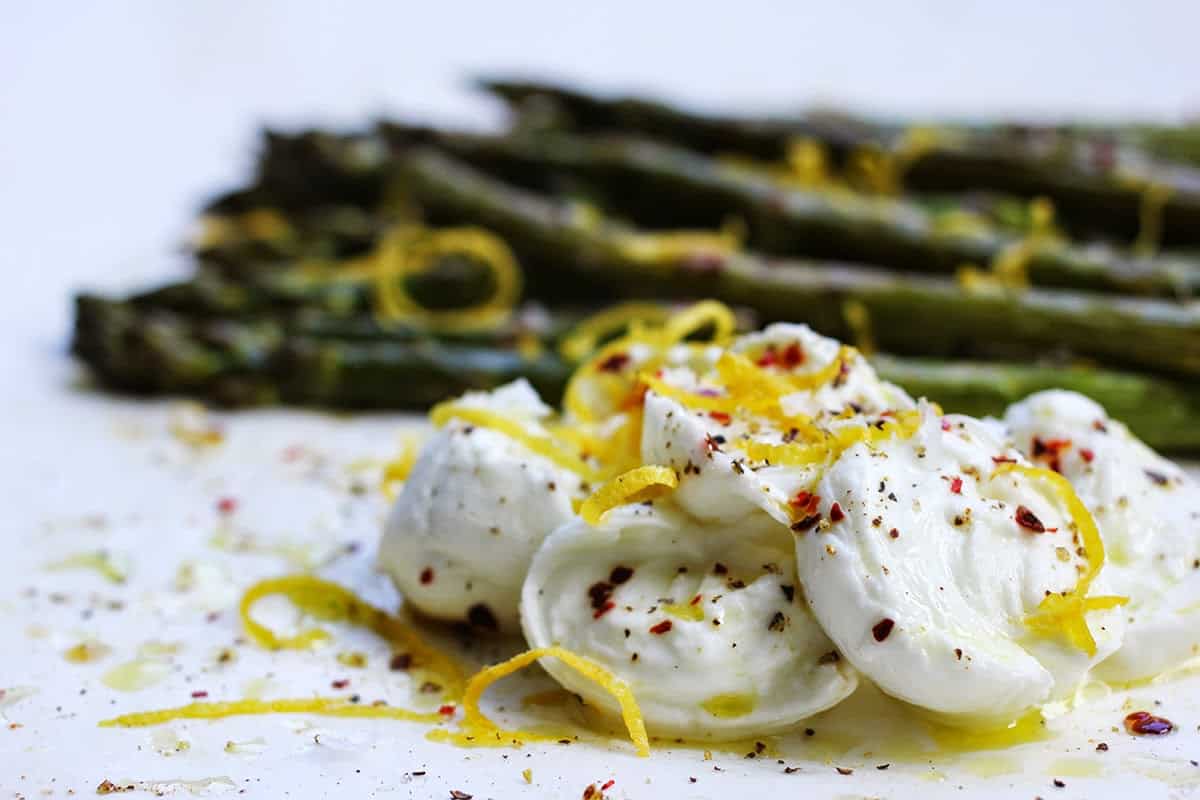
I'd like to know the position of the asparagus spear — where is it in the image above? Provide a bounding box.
[395,147,1200,379]
[871,355,1200,451]
[479,79,1200,246]
[72,295,571,409]
[387,128,1200,297]
[72,294,1200,452]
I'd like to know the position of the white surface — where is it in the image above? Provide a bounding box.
[5,3,1200,797]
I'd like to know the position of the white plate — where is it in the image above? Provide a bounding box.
[4,380,1200,799]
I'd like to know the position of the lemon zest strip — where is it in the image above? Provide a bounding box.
[558,303,672,362]
[99,697,439,728]
[380,436,420,502]
[429,646,649,757]
[372,226,523,333]
[429,403,600,482]
[239,575,464,699]
[991,463,1128,656]
[580,466,679,525]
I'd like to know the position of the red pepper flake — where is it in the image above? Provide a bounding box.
[216,497,237,515]
[649,620,673,635]
[601,779,615,791]
[690,593,703,606]
[992,455,1017,464]
[756,346,779,368]
[889,527,900,539]
[782,342,805,368]
[940,418,952,432]
[1124,711,1174,735]
[1093,419,1108,433]
[1080,448,1095,463]
[438,704,456,716]
[281,444,305,462]
[829,502,845,522]
[709,411,732,425]
[190,690,208,699]
[419,567,435,585]
[1015,505,1046,533]
[597,352,631,373]
[836,767,854,776]
[331,679,350,689]
[389,653,412,671]
[872,618,895,642]
[450,791,473,800]
[789,491,820,515]
[1032,437,1072,473]
[949,476,963,494]
[581,785,597,800]
[593,600,615,620]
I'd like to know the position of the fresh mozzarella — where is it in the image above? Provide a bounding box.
[379,381,584,633]
[521,503,857,739]
[1005,390,1200,681]
[641,324,915,525]
[795,404,1123,725]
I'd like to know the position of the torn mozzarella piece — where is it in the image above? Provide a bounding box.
[1005,390,1200,681]
[521,503,857,739]
[795,404,1123,725]
[379,380,583,633]
[640,324,915,526]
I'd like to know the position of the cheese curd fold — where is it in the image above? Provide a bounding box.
[380,380,585,632]
[1005,390,1200,682]
[794,404,1124,726]
[520,503,857,739]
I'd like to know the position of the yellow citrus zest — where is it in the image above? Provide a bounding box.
[615,228,740,267]
[428,647,649,757]
[99,697,439,729]
[372,225,523,333]
[429,403,600,482]
[990,197,1057,288]
[991,464,1129,656]
[239,575,464,699]
[841,300,876,356]
[580,466,679,525]
[380,437,419,502]
[784,137,832,187]
[558,303,673,362]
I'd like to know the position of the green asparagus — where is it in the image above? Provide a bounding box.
[395,147,1200,378]
[479,79,1200,246]
[386,128,1200,297]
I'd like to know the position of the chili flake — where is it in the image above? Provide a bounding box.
[649,620,673,635]
[709,411,732,425]
[216,497,237,515]
[791,514,821,533]
[597,352,631,373]
[782,342,805,368]
[829,502,845,522]
[940,418,952,432]
[949,476,963,494]
[438,704,456,716]
[1124,711,1174,735]
[872,618,895,642]
[1145,469,1171,486]
[1015,505,1046,533]
[419,567,434,585]
[1079,448,1095,463]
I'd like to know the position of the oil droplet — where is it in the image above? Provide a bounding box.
[963,754,1021,777]
[102,658,171,692]
[926,710,1048,753]
[63,640,111,664]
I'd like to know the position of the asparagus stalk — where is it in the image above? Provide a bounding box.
[395,147,1200,379]
[72,294,1200,452]
[479,79,1200,246]
[388,128,1200,297]
[71,295,571,409]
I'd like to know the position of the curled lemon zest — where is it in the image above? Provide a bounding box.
[100,697,439,728]
[239,575,464,699]
[558,303,672,362]
[991,464,1128,656]
[430,403,600,482]
[380,437,419,502]
[580,466,679,525]
[989,197,1057,288]
[428,647,649,757]
[372,226,523,333]
[784,137,832,188]
[1133,181,1174,257]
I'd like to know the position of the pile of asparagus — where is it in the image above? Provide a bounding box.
[73,80,1200,451]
